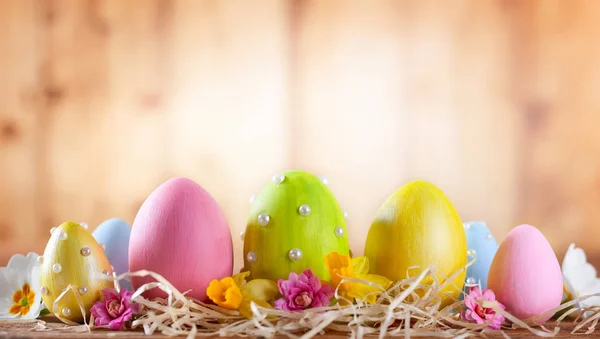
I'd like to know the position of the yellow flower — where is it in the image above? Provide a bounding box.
[206,271,278,318]
[206,277,243,310]
[324,252,392,304]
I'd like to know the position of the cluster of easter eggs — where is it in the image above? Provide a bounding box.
[38,170,563,325]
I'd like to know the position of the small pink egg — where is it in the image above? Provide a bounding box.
[488,224,563,322]
[129,177,233,301]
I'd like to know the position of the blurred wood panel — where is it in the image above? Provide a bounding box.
[293,0,520,254]
[1,0,600,267]
[0,0,48,258]
[518,0,600,258]
[0,0,290,271]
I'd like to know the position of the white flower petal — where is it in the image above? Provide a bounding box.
[0,253,43,319]
[0,297,18,319]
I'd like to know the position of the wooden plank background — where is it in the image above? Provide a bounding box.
[1,0,599,271]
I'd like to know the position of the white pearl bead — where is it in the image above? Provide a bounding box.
[485,233,493,240]
[80,222,88,230]
[37,256,44,265]
[50,227,56,235]
[78,286,88,295]
[343,211,349,219]
[250,195,256,204]
[318,176,329,185]
[58,230,68,240]
[298,204,311,216]
[240,231,245,241]
[335,226,344,238]
[80,247,91,257]
[288,248,302,261]
[41,286,48,295]
[463,223,471,230]
[247,251,257,263]
[466,277,477,285]
[61,308,71,316]
[257,213,270,226]
[52,264,62,273]
[272,173,285,185]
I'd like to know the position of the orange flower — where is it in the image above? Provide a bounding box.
[206,277,243,310]
[206,272,278,318]
[9,283,35,316]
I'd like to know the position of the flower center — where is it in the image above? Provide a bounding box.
[9,283,34,316]
[107,299,121,318]
[475,304,486,318]
[293,292,313,308]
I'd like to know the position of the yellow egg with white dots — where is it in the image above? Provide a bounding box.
[39,221,113,323]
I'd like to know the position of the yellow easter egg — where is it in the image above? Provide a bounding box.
[39,221,113,323]
[364,180,467,305]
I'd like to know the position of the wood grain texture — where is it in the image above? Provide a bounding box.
[0,0,599,272]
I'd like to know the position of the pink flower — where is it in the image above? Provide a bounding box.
[461,286,505,330]
[274,269,334,312]
[91,288,140,330]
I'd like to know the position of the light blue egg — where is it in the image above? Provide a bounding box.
[92,218,133,290]
[464,221,499,290]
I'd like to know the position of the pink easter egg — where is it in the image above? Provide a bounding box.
[129,177,233,301]
[487,224,563,323]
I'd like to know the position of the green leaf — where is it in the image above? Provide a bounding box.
[38,308,50,317]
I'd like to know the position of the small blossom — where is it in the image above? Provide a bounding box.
[206,272,278,318]
[91,288,139,330]
[274,269,334,311]
[324,252,392,304]
[461,286,505,330]
[562,243,600,312]
[206,277,243,310]
[0,253,44,319]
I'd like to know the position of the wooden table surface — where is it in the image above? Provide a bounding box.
[1,317,599,339]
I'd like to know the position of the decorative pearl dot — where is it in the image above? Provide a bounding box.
[343,211,349,219]
[466,277,477,285]
[485,233,493,240]
[37,256,44,265]
[463,223,471,230]
[318,176,329,185]
[102,270,111,275]
[298,204,311,216]
[257,213,270,226]
[80,222,88,230]
[250,195,256,204]
[288,248,303,261]
[50,227,57,235]
[335,226,344,238]
[52,264,62,273]
[272,173,285,185]
[80,247,91,257]
[78,286,88,295]
[57,230,68,240]
[41,286,48,295]
[240,231,245,241]
[247,251,257,263]
[61,308,71,317]
[99,243,106,251]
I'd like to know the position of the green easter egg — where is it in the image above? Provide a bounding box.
[243,170,350,281]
